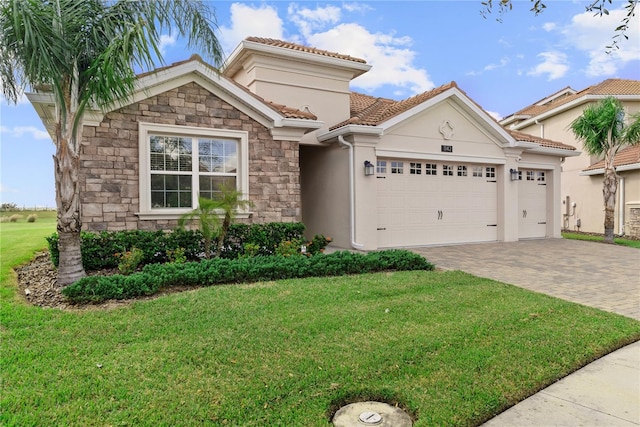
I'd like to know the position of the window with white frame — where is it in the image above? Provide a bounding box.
[425,163,437,175]
[391,161,404,174]
[472,166,483,177]
[443,164,453,176]
[377,160,387,174]
[138,123,248,217]
[410,162,422,175]
[537,171,546,182]
[526,171,535,181]
[457,165,467,177]
[485,167,496,178]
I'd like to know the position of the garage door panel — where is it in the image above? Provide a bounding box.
[518,170,547,239]
[377,159,497,247]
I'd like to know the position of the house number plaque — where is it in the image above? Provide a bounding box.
[441,145,453,153]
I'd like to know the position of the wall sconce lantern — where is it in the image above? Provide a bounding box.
[364,160,375,176]
[509,168,519,181]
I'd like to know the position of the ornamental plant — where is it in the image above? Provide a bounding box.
[115,248,145,275]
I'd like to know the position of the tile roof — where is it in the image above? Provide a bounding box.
[244,37,367,64]
[331,82,458,129]
[508,130,576,151]
[507,79,640,119]
[584,145,640,171]
[138,54,317,120]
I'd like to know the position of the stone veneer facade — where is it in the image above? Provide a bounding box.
[79,82,301,231]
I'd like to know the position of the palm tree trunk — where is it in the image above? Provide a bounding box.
[54,108,86,286]
[602,166,618,244]
[215,213,231,257]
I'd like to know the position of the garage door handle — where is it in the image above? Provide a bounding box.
[377,176,386,179]
[487,224,497,227]
[377,227,386,230]
[437,210,443,220]
[523,210,527,218]
[537,222,546,225]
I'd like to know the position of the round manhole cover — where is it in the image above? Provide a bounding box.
[333,401,412,427]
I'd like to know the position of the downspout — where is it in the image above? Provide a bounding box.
[619,177,625,235]
[338,135,365,250]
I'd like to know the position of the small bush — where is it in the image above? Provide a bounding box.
[27,214,37,223]
[62,250,434,303]
[166,247,187,264]
[9,214,21,222]
[115,248,145,275]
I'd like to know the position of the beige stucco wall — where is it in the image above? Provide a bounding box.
[299,144,351,247]
[517,100,640,236]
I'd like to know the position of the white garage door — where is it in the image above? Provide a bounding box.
[518,169,548,239]
[377,159,498,247]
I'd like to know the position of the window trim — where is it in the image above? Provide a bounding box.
[137,122,249,220]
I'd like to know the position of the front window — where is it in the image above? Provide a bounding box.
[139,123,248,217]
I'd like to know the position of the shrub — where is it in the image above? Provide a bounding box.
[9,214,21,222]
[62,250,434,303]
[276,239,303,257]
[47,223,316,269]
[115,248,145,275]
[166,247,187,264]
[27,214,37,223]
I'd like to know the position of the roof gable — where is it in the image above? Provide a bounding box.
[502,79,640,125]
[583,145,640,172]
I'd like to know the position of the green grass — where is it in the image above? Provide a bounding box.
[2,220,640,426]
[0,210,56,292]
[562,231,640,248]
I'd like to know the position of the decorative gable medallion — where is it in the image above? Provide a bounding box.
[439,120,454,140]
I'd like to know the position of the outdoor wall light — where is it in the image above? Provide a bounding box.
[364,160,375,176]
[510,168,519,181]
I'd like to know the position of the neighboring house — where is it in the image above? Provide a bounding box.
[28,37,577,250]
[501,80,640,238]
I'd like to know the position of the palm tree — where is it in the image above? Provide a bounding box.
[178,197,221,260]
[0,0,223,285]
[211,183,253,257]
[570,97,640,243]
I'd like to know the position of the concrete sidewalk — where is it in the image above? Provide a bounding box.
[411,239,640,426]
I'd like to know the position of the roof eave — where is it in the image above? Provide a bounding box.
[580,162,640,175]
[317,125,383,142]
[505,94,640,130]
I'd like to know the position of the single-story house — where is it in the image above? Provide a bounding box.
[500,79,640,238]
[28,37,578,250]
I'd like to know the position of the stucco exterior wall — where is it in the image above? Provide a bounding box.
[518,100,640,236]
[79,82,301,232]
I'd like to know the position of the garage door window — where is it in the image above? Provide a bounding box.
[377,160,387,174]
[472,166,483,177]
[537,171,546,182]
[425,163,437,175]
[526,171,535,181]
[457,166,468,177]
[410,162,422,175]
[443,165,453,176]
[485,167,495,178]
[391,161,404,174]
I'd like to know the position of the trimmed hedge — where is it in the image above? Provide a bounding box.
[47,222,311,270]
[61,250,434,303]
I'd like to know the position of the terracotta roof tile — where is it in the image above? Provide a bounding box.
[507,79,640,119]
[584,145,640,171]
[508,130,576,151]
[245,37,367,64]
[331,82,458,129]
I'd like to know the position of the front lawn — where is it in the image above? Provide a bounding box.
[2,225,640,426]
[562,231,640,248]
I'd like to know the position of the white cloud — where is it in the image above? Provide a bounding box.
[527,51,569,80]
[218,3,284,55]
[159,33,177,56]
[484,57,510,71]
[561,6,640,77]
[486,110,503,121]
[0,183,19,194]
[306,23,434,94]
[288,4,341,38]
[1,125,50,140]
[542,22,557,31]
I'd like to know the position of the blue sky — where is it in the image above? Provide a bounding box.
[1,0,639,208]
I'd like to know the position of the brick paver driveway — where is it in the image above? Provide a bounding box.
[412,239,640,320]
